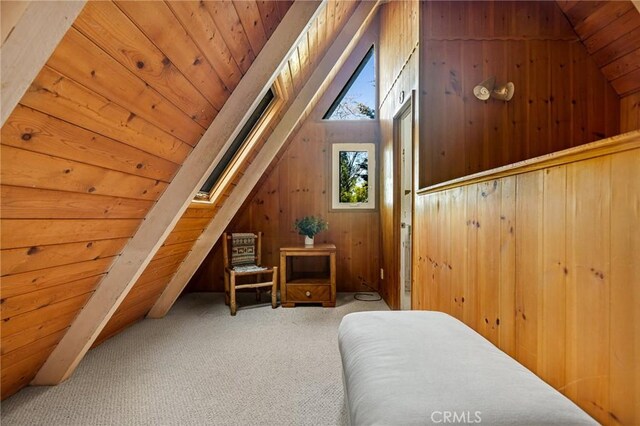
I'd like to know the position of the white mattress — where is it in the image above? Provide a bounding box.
[338,311,596,426]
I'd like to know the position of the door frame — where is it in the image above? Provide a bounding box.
[393,90,416,310]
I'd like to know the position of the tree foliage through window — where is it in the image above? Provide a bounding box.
[324,46,375,120]
[339,151,369,203]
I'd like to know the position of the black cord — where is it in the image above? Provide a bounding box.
[354,281,382,301]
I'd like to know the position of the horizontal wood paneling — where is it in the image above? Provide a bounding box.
[0,0,291,399]
[23,66,194,164]
[1,258,114,300]
[162,229,205,247]
[2,105,179,182]
[1,275,102,320]
[1,345,56,401]
[113,1,230,111]
[0,145,168,201]
[558,1,640,96]
[412,139,640,425]
[47,27,205,145]
[1,238,127,276]
[1,219,140,249]
[1,293,93,338]
[0,186,153,220]
[74,1,217,127]
[419,1,620,188]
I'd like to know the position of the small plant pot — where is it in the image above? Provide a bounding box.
[304,236,314,247]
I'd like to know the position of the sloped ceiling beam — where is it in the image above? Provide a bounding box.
[148,0,381,319]
[1,1,86,126]
[32,0,323,386]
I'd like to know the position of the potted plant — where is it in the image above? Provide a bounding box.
[294,216,328,246]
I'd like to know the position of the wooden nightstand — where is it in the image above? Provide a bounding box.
[279,244,336,307]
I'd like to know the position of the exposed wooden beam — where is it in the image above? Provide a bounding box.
[148,0,381,319]
[1,1,86,126]
[31,1,322,386]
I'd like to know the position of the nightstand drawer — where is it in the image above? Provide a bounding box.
[286,284,330,302]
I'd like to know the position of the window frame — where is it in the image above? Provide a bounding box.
[331,142,376,210]
[323,45,376,121]
[193,83,283,204]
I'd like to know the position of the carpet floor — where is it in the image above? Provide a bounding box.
[2,292,388,426]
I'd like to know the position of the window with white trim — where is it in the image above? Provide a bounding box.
[331,143,376,210]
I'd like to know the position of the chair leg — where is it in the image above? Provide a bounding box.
[255,273,262,301]
[271,267,278,309]
[224,271,230,306]
[230,273,237,316]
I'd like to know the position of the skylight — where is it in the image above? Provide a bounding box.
[195,89,275,200]
[323,46,376,120]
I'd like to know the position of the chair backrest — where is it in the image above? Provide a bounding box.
[222,232,263,268]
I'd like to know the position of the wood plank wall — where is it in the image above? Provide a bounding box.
[0,0,291,399]
[419,1,620,188]
[378,0,419,309]
[188,13,380,294]
[621,92,640,132]
[412,133,640,425]
[95,0,360,342]
[557,1,640,97]
[189,120,381,294]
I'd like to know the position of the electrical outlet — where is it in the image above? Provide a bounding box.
[380,268,384,280]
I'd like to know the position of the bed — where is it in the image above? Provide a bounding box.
[338,311,596,425]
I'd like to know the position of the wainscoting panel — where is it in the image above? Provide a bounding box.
[412,132,639,425]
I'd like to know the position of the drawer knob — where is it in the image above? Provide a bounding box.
[305,291,311,297]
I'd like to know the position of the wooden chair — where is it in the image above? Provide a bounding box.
[223,232,278,316]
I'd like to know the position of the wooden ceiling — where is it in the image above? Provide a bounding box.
[95,0,360,347]
[557,0,640,97]
[2,0,637,403]
[0,0,293,399]
[0,0,362,399]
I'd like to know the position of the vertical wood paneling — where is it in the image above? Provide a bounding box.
[412,140,640,425]
[609,149,640,425]
[412,194,428,311]
[449,186,466,321]
[565,156,611,424]
[498,176,516,357]
[378,0,419,309]
[419,1,620,188]
[620,92,640,132]
[539,165,567,389]
[514,171,543,373]
[476,180,501,345]
[188,120,381,294]
[378,0,418,103]
[463,184,479,329]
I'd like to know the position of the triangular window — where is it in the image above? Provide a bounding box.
[323,46,376,120]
